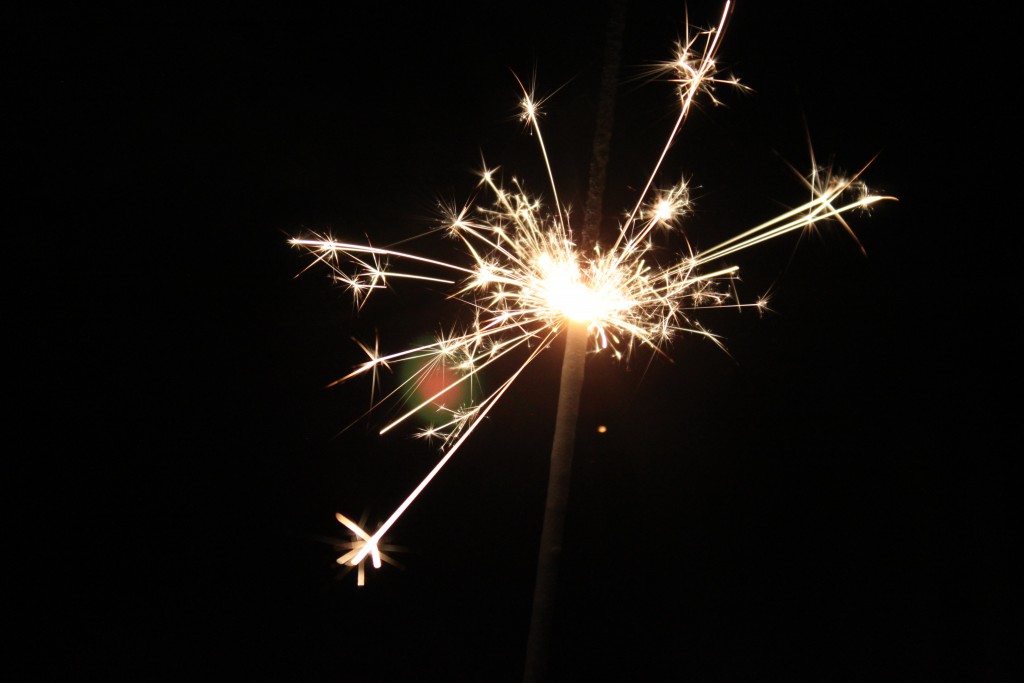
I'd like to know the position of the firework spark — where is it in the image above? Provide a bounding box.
[292,1,893,581]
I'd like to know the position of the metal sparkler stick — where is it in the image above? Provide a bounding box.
[523,1,627,679]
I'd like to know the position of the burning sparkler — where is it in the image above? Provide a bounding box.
[292,1,893,583]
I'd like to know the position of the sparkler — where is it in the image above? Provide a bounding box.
[291,1,892,583]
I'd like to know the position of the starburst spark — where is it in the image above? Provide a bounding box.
[292,1,894,581]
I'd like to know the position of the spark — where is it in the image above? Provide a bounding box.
[293,2,894,583]
[332,513,402,586]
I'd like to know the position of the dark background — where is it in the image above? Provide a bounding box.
[24,1,1007,680]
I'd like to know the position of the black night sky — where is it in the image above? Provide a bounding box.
[29,1,1007,680]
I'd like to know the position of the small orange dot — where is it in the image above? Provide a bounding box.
[597,425,607,433]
